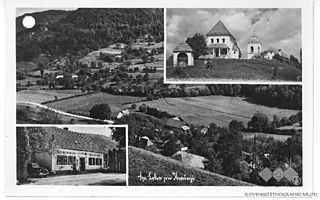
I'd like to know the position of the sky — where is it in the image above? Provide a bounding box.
[58,126,113,137]
[166,8,301,59]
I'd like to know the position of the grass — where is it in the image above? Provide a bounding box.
[242,132,292,142]
[129,146,254,186]
[17,90,83,103]
[128,96,300,127]
[46,92,145,117]
[16,103,90,124]
[17,61,38,73]
[166,59,302,81]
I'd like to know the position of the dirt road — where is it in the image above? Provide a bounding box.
[28,173,126,185]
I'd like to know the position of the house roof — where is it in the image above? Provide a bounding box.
[207,43,229,49]
[41,127,117,153]
[171,151,206,169]
[206,20,236,40]
[173,42,194,52]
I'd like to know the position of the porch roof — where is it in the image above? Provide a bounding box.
[207,43,229,49]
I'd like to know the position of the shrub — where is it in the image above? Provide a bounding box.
[247,112,270,132]
[89,104,112,120]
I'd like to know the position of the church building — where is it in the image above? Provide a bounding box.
[206,20,241,59]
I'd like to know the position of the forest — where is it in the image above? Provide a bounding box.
[16,8,164,62]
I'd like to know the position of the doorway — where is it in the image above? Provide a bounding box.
[79,158,86,171]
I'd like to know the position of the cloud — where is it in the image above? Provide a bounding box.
[166,8,301,59]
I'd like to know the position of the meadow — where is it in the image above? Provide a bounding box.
[166,59,302,81]
[129,146,253,186]
[129,96,300,127]
[46,92,145,116]
[17,89,83,103]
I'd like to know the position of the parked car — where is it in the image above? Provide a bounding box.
[27,163,49,178]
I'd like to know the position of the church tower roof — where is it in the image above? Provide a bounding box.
[206,20,236,40]
[248,35,261,44]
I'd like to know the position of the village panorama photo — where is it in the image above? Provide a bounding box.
[16,125,127,186]
[166,8,302,82]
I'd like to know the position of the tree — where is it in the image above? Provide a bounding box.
[112,127,126,148]
[16,127,56,183]
[143,72,149,82]
[89,104,112,120]
[228,120,245,132]
[186,33,207,58]
[247,112,270,132]
[271,115,281,129]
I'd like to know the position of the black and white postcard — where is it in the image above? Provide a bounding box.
[2,0,318,199]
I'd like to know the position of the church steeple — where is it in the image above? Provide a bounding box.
[247,34,262,59]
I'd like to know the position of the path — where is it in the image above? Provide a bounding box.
[17,101,114,124]
[28,173,126,185]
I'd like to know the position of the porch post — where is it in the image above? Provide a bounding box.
[218,48,221,57]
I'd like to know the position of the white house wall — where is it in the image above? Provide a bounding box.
[173,52,194,66]
[51,148,105,173]
[206,36,234,48]
[206,36,239,59]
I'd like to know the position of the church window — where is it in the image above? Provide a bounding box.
[216,39,219,43]
[211,38,214,43]
[222,38,225,43]
[250,46,254,53]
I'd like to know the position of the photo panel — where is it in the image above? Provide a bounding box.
[165,8,302,84]
[16,125,128,186]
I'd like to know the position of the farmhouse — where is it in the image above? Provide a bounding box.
[206,20,241,59]
[31,127,121,174]
[263,47,289,60]
[171,149,206,169]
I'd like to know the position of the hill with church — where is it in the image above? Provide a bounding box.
[166,20,302,82]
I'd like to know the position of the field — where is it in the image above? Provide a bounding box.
[242,132,291,142]
[131,42,163,50]
[46,92,145,116]
[166,59,302,81]
[17,61,38,73]
[16,103,98,124]
[129,146,253,186]
[17,90,83,103]
[128,96,300,127]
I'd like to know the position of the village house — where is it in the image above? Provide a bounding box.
[171,147,206,169]
[206,20,241,59]
[31,127,122,174]
[263,47,289,60]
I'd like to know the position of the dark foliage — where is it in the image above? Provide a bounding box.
[89,103,112,120]
[16,8,164,61]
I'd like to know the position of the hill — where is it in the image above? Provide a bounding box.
[128,146,254,186]
[166,59,301,81]
[16,8,164,62]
